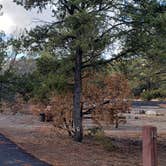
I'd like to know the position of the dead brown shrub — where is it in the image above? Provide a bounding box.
[82,73,131,128]
[47,73,131,136]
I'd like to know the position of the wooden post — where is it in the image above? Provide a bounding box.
[142,126,157,166]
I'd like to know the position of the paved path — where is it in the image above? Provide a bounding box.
[132,101,166,107]
[0,134,51,166]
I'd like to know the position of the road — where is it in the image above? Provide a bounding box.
[0,134,51,166]
[132,101,166,107]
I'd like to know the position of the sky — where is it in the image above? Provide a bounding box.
[0,0,53,34]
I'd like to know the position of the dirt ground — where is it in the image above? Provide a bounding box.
[0,104,165,166]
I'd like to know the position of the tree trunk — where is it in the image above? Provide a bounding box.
[73,46,83,142]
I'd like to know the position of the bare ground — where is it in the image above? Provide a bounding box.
[0,105,165,166]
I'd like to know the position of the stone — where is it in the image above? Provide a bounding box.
[145,110,157,116]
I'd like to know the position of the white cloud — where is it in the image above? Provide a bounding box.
[0,0,53,34]
[0,14,16,33]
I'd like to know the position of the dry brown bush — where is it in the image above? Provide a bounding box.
[82,73,131,128]
[0,94,25,114]
[0,101,11,113]
[47,73,131,136]
[50,92,74,136]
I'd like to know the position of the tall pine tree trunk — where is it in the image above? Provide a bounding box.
[73,46,83,142]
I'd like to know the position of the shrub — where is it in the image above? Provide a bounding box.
[87,127,103,136]
[47,73,131,136]
[94,131,117,151]
[141,89,166,100]
[50,92,74,136]
[82,73,131,127]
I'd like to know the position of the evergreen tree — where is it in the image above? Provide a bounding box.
[13,0,166,141]
[122,0,166,59]
[13,0,132,142]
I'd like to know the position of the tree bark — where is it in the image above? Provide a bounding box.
[73,46,83,142]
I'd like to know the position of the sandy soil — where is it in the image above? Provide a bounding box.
[0,105,165,166]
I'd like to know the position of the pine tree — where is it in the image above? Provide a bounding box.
[13,0,131,142]
[12,0,166,141]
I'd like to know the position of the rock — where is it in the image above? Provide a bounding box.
[145,110,157,116]
[139,110,145,114]
[132,109,145,114]
[156,113,164,116]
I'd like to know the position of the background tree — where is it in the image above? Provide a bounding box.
[0,32,7,111]
[121,0,166,59]
[109,0,166,99]
[0,32,25,104]
[0,4,3,16]
[111,56,166,99]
